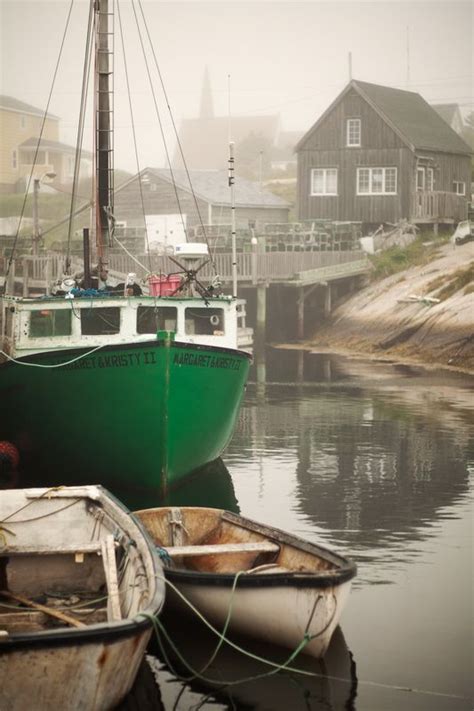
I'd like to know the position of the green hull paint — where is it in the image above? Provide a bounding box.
[0,339,250,493]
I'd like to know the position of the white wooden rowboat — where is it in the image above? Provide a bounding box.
[0,486,165,711]
[135,506,356,658]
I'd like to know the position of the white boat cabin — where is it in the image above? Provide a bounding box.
[1,294,246,358]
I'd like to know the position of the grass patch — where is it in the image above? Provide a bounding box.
[369,233,450,281]
[435,263,474,300]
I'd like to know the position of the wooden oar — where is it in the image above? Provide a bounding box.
[0,590,86,628]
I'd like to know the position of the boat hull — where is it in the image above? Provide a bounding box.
[0,486,165,711]
[167,575,352,658]
[0,340,250,493]
[136,507,356,659]
[0,628,151,711]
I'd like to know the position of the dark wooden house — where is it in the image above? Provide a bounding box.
[296,80,471,229]
[113,167,289,250]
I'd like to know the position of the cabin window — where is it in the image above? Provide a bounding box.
[346,118,361,147]
[311,168,338,196]
[416,168,425,191]
[453,181,466,196]
[427,168,434,192]
[29,309,72,338]
[185,308,225,336]
[357,167,397,195]
[81,307,121,335]
[136,306,177,334]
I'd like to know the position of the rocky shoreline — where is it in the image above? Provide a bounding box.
[304,241,474,373]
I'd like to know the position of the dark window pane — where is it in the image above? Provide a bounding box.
[29,309,72,337]
[185,308,225,335]
[81,307,120,335]
[137,306,177,334]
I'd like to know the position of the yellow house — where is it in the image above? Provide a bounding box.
[0,96,91,193]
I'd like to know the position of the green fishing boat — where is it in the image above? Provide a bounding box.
[0,0,251,494]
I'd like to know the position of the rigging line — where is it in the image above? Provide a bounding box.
[136,0,217,274]
[2,0,75,296]
[66,0,96,275]
[116,0,153,275]
[129,0,187,251]
[112,233,150,274]
[0,343,106,369]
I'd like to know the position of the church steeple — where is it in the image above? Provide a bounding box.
[199,66,214,119]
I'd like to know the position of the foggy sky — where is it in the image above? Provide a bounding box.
[0,0,472,172]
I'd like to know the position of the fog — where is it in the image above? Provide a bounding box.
[0,0,472,172]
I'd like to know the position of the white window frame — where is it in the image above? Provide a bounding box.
[356,167,397,195]
[416,167,425,192]
[311,168,338,196]
[453,181,466,196]
[20,115,26,130]
[427,168,434,192]
[346,118,361,147]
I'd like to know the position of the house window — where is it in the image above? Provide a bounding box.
[453,181,466,196]
[311,168,338,196]
[12,150,18,170]
[20,115,26,130]
[427,168,434,192]
[346,118,361,147]
[416,168,425,191]
[149,183,158,192]
[357,167,397,195]
[67,156,75,178]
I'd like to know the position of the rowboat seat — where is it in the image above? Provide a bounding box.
[165,541,280,558]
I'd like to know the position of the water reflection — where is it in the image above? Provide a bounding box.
[142,610,357,711]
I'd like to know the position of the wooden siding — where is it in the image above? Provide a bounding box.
[114,176,209,229]
[297,90,470,224]
[0,110,58,188]
[300,91,406,152]
[297,147,413,222]
[114,176,289,230]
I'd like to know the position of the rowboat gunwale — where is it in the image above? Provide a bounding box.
[0,486,165,653]
[136,507,357,588]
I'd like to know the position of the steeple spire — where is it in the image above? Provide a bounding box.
[199,66,214,119]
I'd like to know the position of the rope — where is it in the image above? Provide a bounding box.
[65,0,95,274]
[0,344,106,369]
[116,0,153,275]
[2,0,75,294]
[136,0,218,275]
[130,0,188,252]
[112,234,150,274]
[143,575,469,703]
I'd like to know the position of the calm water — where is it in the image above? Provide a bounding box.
[110,352,473,709]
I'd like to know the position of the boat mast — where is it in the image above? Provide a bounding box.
[95,0,114,275]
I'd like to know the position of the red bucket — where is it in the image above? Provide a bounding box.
[148,275,182,297]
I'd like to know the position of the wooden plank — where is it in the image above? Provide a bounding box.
[0,591,85,628]
[2,542,104,556]
[165,541,280,558]
[101,535,122,621]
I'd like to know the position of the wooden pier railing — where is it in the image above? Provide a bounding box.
[1,249,370,294]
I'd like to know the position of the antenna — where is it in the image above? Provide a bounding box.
[227,73,232,143]
[228,141,237,299]
[406,26,410,88]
